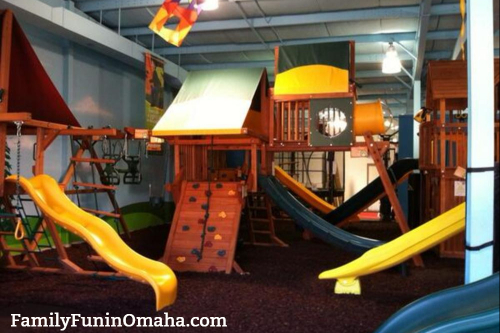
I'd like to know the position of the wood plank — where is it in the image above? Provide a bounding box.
[73,182,117,191]
[71,157,117,164]
[82,208,120,219]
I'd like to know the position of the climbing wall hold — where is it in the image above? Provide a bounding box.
[198,218,205,225]
[217,250,226,257]
[204,241,213,248]
[176,256,186,263]
[207,226,216,232]
[228,190,236,196]
[205,190,212,197]
[192,183,200,189]
[182,225,190,231]
[214,234,222,241]
[218,211,227,218]
[221,173,227,178]
[201,204,208,210]
[191,248,201,256]
[216,183,223,189]
[189,196,197,202]
[208,266,218,273]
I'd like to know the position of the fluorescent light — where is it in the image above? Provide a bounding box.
[199,0,219,11]
[382,42,402,74]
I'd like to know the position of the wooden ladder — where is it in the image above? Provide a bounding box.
[60,137,130,239]
[246,191,288,247]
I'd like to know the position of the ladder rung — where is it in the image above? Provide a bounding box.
[252,230,272,235]
[71,157,117,164]
[250,218,271,223]
[65,189,109,195]
[82,208,120,219]
[247,206,267,211]
[73,182,117,191]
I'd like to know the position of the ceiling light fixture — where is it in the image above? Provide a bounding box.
[382,42,402,74]
[198,0,219,11]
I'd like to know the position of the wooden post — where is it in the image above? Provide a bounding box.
[33,128,45,175]
[0,11,13,196]
[174,143,180,176]
[439,99,447,215]
[251,143,257,192]
[365,132,424,267]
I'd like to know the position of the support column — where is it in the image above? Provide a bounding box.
[413,80,421,159]
[465,0,495,283]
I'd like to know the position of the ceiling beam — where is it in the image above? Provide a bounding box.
[117,4,460,36]
[412,0,433,81]
[182,51,453,71]
[156,30,458,56]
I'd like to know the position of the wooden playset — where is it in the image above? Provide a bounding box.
[153,41,423,272]
[0,10,135,278]
[419,59,500,258]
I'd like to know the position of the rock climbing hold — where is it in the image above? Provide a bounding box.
[198,218,205,225]
[182,225,190,231]
[193,183,200,189]
[205,190,212,197]
[189,196,197,202]
[228,190,236,196]
[218,211,227,218]
[201,203,208,210]
[217,250,226,257]
[176,256,186,263]
[191,248,200,256]
[216,183,223,189]
[204,241,213,248]
[214,234,222,241]
[221,173,227,178]
[208,266,218,273]
[207,226,216,232]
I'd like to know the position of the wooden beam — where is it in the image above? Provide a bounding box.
[365,132,424,268]
[0,112,32,122]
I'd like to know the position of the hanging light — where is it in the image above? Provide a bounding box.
[382,42,402,74]
[198,0,219,11]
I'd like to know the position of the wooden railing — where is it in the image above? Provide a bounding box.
[273,100,310,145]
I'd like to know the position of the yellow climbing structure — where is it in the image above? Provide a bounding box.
[7,174,177,311]
[319,203,465,295]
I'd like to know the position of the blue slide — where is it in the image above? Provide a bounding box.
[258,175,383,255]
[375,273,499,333]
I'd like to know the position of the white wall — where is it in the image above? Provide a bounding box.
[7,21,174,211]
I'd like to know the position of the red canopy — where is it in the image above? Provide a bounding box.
[1,10,80,127]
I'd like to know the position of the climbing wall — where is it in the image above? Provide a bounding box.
[162,181,243,273]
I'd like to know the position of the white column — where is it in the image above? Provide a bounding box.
[465,0,495,283]
[413,80,421,159]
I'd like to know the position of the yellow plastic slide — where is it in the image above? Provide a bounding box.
[274,166,335,214]
[319,203,465,295]
[7,174,177,310]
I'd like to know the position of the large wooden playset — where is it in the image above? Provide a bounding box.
[153,41,423,272]
[419,59,500,258]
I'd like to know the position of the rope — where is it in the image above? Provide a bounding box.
[197,136,214,262]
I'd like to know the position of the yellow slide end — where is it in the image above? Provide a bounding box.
[319,203,465,294]
[7,175,177,311]
[274,166,335,214]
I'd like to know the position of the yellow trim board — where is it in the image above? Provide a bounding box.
[274,166,335,214]
[7,175,177,310]
[274,65,349,96]
[319,203,465,294]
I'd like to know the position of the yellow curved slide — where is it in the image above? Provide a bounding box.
[7,174,177,310]
[274,166,335,214]
[319,203,465,295]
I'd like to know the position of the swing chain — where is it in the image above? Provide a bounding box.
[13,121,25,240]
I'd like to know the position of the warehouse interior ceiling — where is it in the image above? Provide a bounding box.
[16,0,500,114]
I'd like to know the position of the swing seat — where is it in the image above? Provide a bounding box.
[101,164,121,186]
[123,156,142,185]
